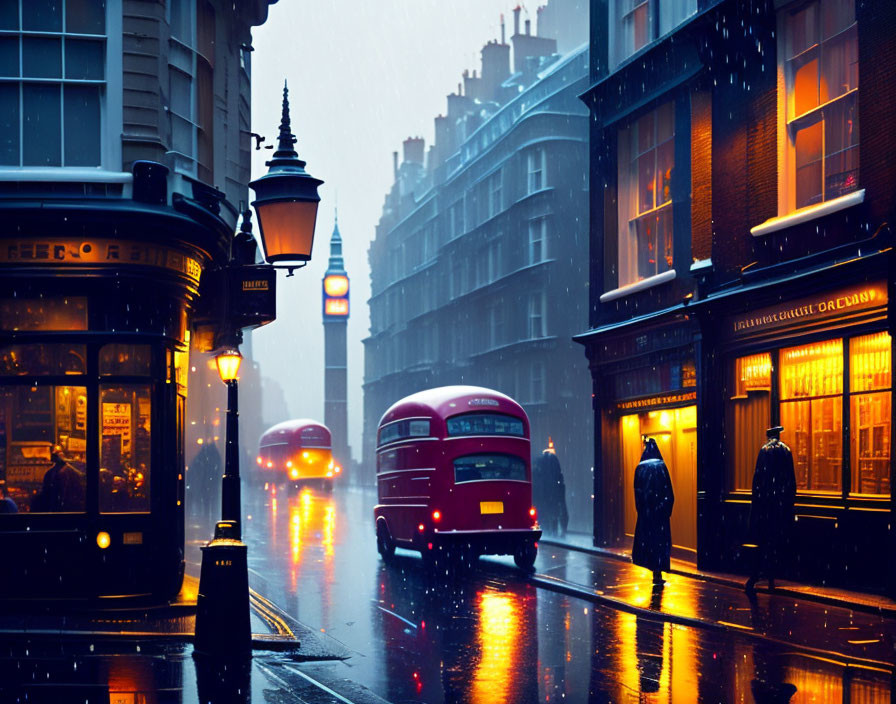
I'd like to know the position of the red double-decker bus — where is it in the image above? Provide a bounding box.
[256,419,340,490]
[374,386,541,570]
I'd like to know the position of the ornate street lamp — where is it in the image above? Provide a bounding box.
[195,84,323,659]
[250,81,323,267]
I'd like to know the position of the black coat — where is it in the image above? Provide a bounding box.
[632,441,674,572]
[532,452,568,531]
[749,438,796,573]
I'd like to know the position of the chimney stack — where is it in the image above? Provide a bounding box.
[513,6,520,36]
[392,151,398,178]
[525,18,531,35]
[402,136,425,165]
[500,13,505,44]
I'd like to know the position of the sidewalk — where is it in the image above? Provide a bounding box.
[0,574,392,703]
[546,531,896,616]
[534,536,896,670]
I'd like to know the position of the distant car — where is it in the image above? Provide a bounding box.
[374,385,541,570]
[257,419,340,491]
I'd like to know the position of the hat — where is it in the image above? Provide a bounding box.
[766,426,784,437]
[51,444,68,462]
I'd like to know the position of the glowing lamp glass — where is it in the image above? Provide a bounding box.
[96,531,111,549]
[324,274,349,297]
[254,200,319,262]
[215,349,242,383]
[290,469,300,480]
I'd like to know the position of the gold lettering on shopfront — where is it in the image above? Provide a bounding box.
[731,282,886,337]
[0,239,203,284]
[615,390,697,412]
[242,280,269,291]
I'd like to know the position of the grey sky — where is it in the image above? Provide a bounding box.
[249,0,514,460]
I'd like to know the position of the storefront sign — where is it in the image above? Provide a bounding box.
[0,239,203,285]
[102,402,132,452]
[729,281,887,338]
[615,390,697,413]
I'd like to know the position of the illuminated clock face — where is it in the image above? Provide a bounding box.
[323,275,349,297]
[325,298,349,316]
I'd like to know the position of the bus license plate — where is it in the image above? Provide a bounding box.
[480,501,503,515]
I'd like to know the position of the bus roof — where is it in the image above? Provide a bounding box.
[259,419,331,443]
[378,385,525,427]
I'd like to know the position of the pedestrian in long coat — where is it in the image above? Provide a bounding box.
[632,438,674,586]
[532,443,569,535]
[745,426,796,592]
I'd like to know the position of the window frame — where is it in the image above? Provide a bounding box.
[527,146,547,194]
[0,338,162,516]
[616,101,676,288]
[776,0,860,215]
[0,0,122,171]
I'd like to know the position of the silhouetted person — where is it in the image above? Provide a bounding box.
[190,440,222,526]
[745,426,796,592]
[632,437,674,587]
[32,445,85,512]
[532,438,568,536]
[0,483,17,513]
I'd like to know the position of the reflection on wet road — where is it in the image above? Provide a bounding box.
[232,485,894,703]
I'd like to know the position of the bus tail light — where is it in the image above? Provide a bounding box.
[418,523,425,533]
[256,456,263,465]
[432,510,441,522]
[529,507,537,518]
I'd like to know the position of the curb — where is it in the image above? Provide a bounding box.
[539,537,896,619]
[528,571,895,674]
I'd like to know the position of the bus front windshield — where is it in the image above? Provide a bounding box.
[454,454,527,483]
[446,413,524,437]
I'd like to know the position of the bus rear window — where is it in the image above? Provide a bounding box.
[454,454,526,483]
[446,413,524,437]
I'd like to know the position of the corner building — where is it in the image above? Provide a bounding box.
[363,1,594,531]
[0,0,275,600]
[579,0,896,592]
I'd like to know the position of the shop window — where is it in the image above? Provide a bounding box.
[780,0,859,211]
[780,339,843,493]
[727,353,772,491]
[100,385,151,512]
[617,102,675,287]
[850,332,891,496]
[0,297,87,331]
[99,344,152,376]
[0,385,87,513]
[0,344,86,376]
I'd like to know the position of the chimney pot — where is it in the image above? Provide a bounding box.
[513,6,520,36]
[525,18,531,35]
[392,151,398,178]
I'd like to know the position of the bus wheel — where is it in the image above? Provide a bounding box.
[376,523,396,563]
[513,542,537,571]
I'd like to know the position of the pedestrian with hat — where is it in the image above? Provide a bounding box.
[745,426,796,592]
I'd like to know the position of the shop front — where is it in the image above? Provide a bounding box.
[704,274,893,592]
[582,315,701,562]
[0,182,229,600]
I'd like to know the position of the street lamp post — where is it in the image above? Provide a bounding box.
[194,81,322,658]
